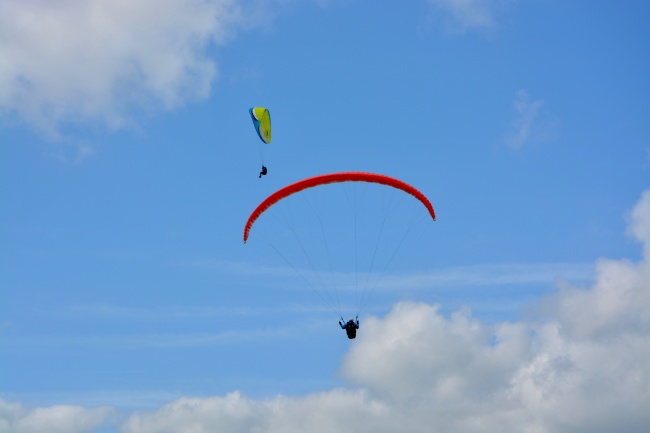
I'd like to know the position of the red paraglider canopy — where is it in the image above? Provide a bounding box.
[243,172,436,243]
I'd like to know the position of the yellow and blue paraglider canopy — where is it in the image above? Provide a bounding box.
[249,107,271,144]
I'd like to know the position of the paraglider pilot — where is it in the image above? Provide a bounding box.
[259,165,267,178]
[339,316,359,339]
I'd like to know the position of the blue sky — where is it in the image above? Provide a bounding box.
[1,1,649,432]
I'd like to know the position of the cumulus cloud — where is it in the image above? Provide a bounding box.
[341,189,650,432]
[542,190,650,341]
[5,189,650,432]
[0,0,256,137]
[627,189,650,257]
[0,399,114,433]
[121,391,392,433]
[116,189,650,432]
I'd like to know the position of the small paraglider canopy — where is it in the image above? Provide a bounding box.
[249,107,271,144]
[249,107,271,177]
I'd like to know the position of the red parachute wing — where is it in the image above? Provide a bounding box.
[243,172,436,243]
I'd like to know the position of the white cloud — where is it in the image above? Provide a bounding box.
[504,89,561,149]
[5,189,650,432]
[100,189,650,431]
[542,189,650,340]
[0,399,114,433]
[120,390,394,433]
[342,189,650,432]
[120,393,267,433]
[428,0,515,33]
[0,0,256,137]
[504,89,546,149]
[627,189,650,257]
[122,188,650,432]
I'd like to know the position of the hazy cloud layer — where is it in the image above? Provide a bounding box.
[0,0,255,136]
[4,189,648,432]
[195,257,594,290]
